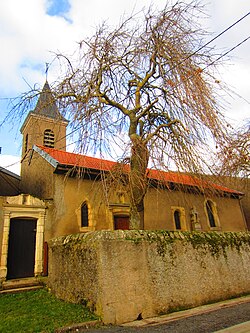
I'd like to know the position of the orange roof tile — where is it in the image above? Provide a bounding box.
[36,145,115,171]
[35,145,242,196]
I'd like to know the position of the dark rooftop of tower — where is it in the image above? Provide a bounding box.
[20,81,68,133]
[33,81,65,120]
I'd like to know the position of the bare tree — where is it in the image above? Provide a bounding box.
[217,122,250,178]
[12,1,231,229]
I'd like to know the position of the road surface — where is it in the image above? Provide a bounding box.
[78,299,250,333]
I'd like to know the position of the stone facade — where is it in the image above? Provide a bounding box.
[217,176,250,230]
[19,147,248,242]
[48,230,250,324]
[18,81,248,241]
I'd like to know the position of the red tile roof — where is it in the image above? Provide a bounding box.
[37,145,115,171]
[35,145,242,196]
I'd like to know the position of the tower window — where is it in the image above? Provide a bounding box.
[81,202,89,227]
[43,129,55,148]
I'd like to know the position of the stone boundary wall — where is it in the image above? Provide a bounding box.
[47,230,250,324]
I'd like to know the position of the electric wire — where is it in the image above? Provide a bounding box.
[1,10,250,171]
[2,31,250,172]
[163,10,250,76]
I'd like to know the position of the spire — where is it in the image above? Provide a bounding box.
[33,81,64,120]
[20,80,68,136]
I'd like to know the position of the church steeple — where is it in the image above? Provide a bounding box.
[33,81,65,120]
[20,81,68,157]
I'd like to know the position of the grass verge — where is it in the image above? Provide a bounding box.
[0,288,98,333]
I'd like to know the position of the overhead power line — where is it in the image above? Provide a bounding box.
[3,9,250,171]
[162,10,250,77]
[163,34,250,100]
[202,11,250,48]
[207,36,250,67]
[7,34,249,172]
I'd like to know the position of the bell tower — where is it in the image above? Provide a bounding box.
[20,81,68,158]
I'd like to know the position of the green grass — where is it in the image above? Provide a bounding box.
[0,288,98,333]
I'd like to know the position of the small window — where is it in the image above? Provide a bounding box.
[24,133,28,152]
[171,206,186,231]
[81,202,88,227]
[174,210,181,230]
[43,129,55,148]
[206,200,216,228]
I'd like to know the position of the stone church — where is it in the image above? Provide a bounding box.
[0,81,248,283]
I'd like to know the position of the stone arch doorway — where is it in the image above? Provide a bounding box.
[0,195,46,282]
[7,218,37,279]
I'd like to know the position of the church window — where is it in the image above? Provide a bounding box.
[43,129,55,148]
[171,206,187,231]
[81,202,89,227]
[174,210,181,230]
[205,200,217,228]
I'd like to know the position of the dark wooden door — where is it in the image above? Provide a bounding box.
[114,216,129,230]
[7,218,37,279]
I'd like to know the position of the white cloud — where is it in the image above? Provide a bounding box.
[0,0,76,93]
[0,155,20,175]
[216,60,250,126]
[0,0,249,95]
[0,0,249,159]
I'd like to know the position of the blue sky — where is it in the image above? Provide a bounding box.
[46,0,70,16]
[0,0,249,174]
[46,0,72,22]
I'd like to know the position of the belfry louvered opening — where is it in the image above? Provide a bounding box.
[43,129,55,148]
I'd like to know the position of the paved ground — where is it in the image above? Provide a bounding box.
[76,296,250,333]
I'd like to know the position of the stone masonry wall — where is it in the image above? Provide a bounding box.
[48,230,250,324]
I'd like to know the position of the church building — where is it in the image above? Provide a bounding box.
[0,81,248,283]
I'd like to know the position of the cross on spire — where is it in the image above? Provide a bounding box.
[45,63,49,81]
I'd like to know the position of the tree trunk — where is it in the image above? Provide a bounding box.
[129,203,144,230]
[129,136,149,229]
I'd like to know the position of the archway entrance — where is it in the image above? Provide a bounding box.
[7,218,37,279]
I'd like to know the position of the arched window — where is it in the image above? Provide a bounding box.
[81,202,89,227]
[171,206,186,231]
[24,134,28,152]
[174,210,181,230]
[206,200,216,228]
[43,129,55,148]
